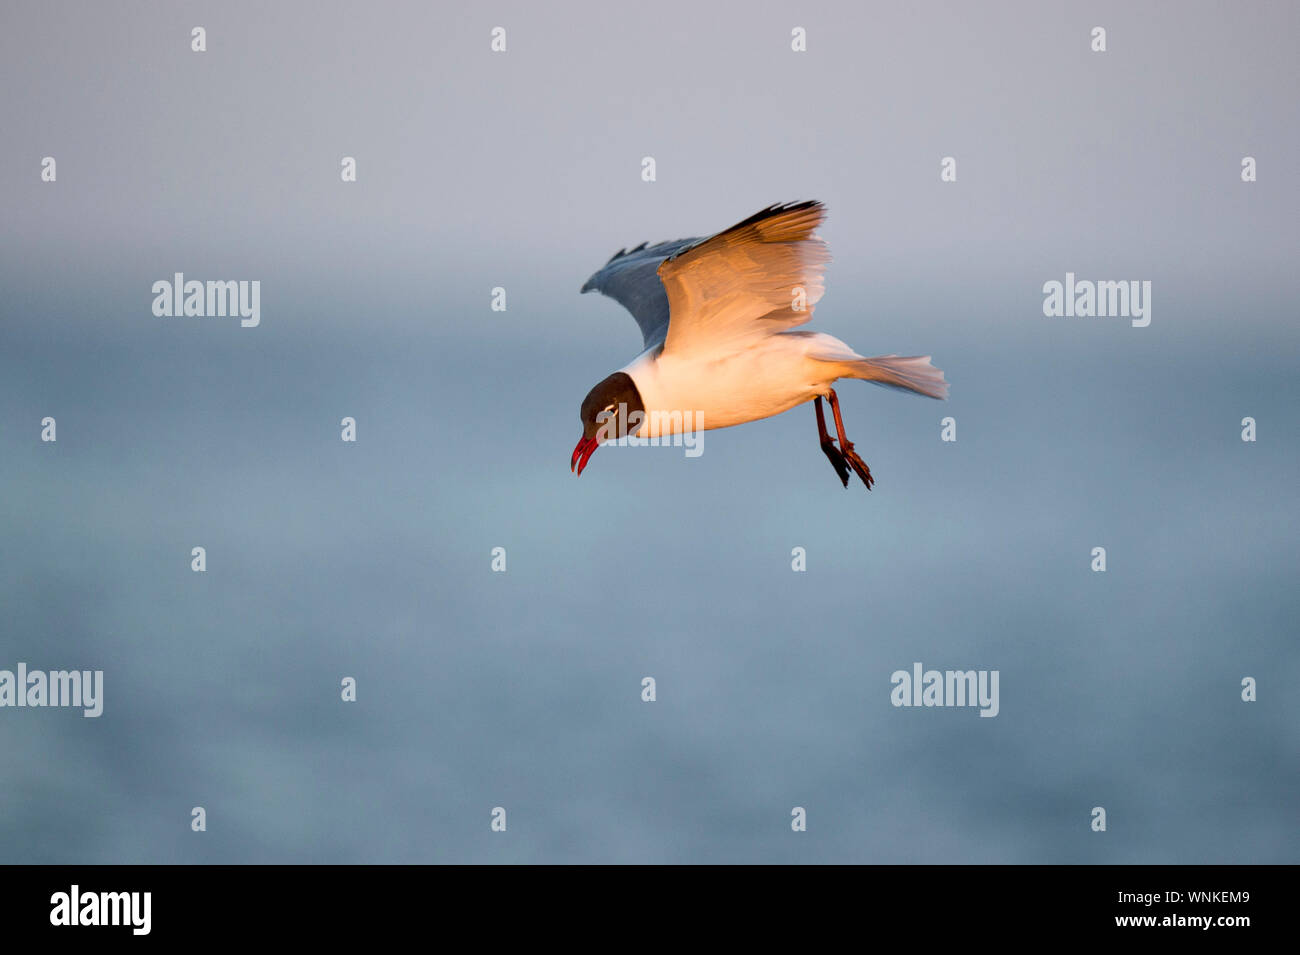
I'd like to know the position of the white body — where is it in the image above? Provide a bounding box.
[623,331,857,437]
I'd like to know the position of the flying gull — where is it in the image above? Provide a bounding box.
[573,201,947,488]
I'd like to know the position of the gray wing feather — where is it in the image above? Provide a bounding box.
[580,237,701,348]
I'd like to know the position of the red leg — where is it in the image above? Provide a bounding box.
[814,396,850,487]
[827,389,874,490]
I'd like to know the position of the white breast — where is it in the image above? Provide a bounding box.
[622,333,842,437]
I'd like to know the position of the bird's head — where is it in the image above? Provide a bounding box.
[571,372,645,476]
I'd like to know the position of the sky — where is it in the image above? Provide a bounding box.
[0,0,1296,863]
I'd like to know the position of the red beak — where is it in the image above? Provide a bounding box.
[571,435,599,475]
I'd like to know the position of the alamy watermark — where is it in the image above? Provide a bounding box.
[152,273,260,327]
[0,663,103,717]
[890,662,999,717]
[50,885,150,935]
[1043,272,1151,327]
[596,403,704,458]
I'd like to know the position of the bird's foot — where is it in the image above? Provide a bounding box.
[820,438,851,488]
[840,442,874,490]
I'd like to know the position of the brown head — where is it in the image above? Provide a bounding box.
[571,372,645,475]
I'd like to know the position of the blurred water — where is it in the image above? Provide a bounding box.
[1,303,1295,863]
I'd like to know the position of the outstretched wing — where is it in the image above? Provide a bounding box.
[656,201,829,357]
[580,237,700,349]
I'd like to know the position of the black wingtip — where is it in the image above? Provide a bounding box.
[664,201,826,263]
[743,199,825,227]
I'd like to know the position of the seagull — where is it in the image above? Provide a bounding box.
[573,201,947,488]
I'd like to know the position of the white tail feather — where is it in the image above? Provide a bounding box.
[846,354,948,399]
[802,334,949,399]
